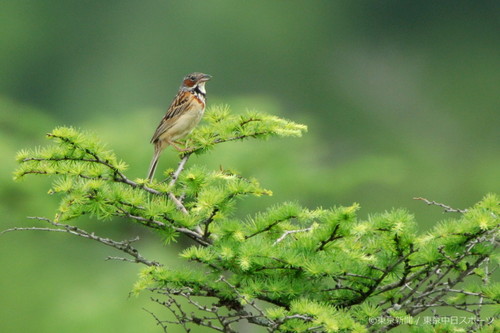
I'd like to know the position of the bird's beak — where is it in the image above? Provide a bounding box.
[200,74,212,82]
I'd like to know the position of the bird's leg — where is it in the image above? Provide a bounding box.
[168,140,190,152]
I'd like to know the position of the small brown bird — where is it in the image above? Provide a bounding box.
[147,72,212,180]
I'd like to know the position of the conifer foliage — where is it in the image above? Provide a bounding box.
[8,106,499,332]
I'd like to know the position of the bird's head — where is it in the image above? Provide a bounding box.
[182,72,212,94]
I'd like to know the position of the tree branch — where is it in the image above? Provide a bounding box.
[116,208,209,246]
[169,154,190,188]
[2,217,160,267]
[413,197,468,213]
[273,227,312,245]
[316,223,341,251]
[245,215,297,240]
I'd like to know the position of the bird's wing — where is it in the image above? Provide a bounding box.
[150,91,192,143]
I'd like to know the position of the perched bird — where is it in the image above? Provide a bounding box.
[147,72,212,180]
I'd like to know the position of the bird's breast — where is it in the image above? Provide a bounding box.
[166,103,205,141]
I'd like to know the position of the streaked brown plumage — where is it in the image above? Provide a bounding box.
[147,72,212,180]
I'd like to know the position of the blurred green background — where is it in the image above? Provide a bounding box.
[1,1,498,332]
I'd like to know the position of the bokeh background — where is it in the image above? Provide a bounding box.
[1,1,498,332]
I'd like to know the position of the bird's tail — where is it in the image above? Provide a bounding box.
[147,147,162,181]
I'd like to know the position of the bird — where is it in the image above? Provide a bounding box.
[147,72,212,180]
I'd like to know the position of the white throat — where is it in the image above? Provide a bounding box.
[197,82,206,95]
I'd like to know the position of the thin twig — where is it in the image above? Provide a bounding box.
[143,307,168,333]
[316,224,341,251]
[117,208,209,246]
[169,154,190,188]
[185,131,272,155]
[203,207,220,238]
[106,256,138,264]
[273,227,312,245]
[216,276,271,327]
[245,215,297,240]
[413,197,467,213]
[2,216,160,267]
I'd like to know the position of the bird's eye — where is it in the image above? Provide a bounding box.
[190,76,196,81]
